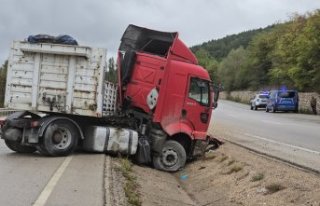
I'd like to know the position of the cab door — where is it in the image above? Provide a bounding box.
[182,77,212,139]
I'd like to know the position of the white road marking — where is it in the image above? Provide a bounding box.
[261,119,303,127]
[244,133,320,155]
[226,113,238,118]
[33,156,73,206]
[105,156,112,206]
[261,120,283,125]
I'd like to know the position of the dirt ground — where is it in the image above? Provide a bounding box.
[132,143,320,206]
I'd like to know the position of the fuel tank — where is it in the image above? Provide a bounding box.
[83,126,138,155]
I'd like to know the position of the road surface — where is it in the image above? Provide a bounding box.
[0,143,106,206]
[209,100,320,172]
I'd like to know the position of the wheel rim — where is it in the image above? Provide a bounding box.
[161,149,178,167]
[52,127,72,150]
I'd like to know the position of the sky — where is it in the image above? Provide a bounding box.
[1,0,320,64]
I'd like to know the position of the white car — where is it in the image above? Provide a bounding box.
[250,93,269,110]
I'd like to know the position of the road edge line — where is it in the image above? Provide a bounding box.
[33,156,73,206]
[104,156,112,206]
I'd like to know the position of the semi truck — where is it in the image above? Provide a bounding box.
[0,25,220,172]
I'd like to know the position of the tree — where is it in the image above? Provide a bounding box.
[194,48,220,85]
[0,60,8,107]
[105,57,117,83]
[295,10,320,92]
[218,47,250,92]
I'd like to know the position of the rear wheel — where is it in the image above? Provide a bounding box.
[41,120,79,156]
[153,140,186,172]
[5,140,36,153]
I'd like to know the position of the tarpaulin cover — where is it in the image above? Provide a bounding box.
[27,34,78,45]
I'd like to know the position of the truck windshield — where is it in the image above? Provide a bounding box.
[188,78,210,106]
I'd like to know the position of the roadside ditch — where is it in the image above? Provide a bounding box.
[108,143,320,206]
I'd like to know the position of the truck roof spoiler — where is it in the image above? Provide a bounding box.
[119,24,198,64]
[119,24,177,57]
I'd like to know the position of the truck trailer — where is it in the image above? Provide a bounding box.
[0,25,220,172]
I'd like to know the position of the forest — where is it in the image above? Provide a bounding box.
[191,10,320,93]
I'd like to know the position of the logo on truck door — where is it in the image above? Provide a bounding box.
[186,102,196,106]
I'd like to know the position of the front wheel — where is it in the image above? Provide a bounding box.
[5,140,37,153]
[153,140,186,172]
[41,120,79,156]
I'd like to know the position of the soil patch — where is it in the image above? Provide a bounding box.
[178,143,320,206]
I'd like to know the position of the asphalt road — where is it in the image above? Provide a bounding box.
[209,100,320,172]
[0,143,105,206]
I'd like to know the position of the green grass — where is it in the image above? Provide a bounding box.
[251,173,264,182]
[227,159,235,166]
[119,159,141,206]
[226,165,243,174]
[219,156,228,162]
[204,152,217,160]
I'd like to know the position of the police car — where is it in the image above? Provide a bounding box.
[250,92,269,110]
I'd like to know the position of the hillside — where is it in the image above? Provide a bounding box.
[193,10,320,93]
[191,25,274,61]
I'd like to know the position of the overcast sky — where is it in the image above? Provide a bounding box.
[1,0,320,64]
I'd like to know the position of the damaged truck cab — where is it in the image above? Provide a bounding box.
[117,25,217,171]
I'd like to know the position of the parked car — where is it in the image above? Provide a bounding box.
[250,93,269,110]
[266,90,299,113]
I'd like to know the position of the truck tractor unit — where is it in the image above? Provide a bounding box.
[0,25,220,172]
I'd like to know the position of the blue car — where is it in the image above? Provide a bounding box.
[266,90,299,113]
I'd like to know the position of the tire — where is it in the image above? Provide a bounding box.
[36,144,49,156]
[41,120,79,156]
[5,140,36,153]
[153,140,186,172]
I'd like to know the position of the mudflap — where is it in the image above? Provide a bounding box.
[205,135,224,152]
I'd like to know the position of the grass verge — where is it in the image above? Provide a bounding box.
[119,159,141,206]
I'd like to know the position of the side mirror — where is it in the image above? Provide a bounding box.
[212,101,218,109]
[212,85,220,109]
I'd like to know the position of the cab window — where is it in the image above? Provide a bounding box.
[188,78,210,106]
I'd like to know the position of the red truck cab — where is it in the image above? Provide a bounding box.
[117,25,217,171]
